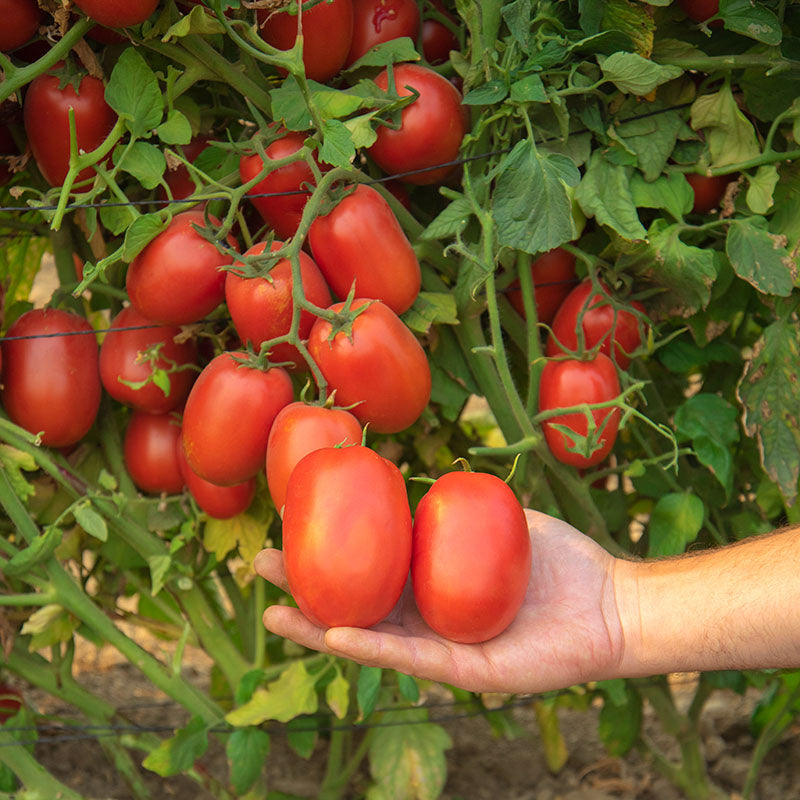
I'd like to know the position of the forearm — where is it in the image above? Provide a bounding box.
[614,526,800,677]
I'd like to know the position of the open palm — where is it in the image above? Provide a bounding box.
[255,509,627,694]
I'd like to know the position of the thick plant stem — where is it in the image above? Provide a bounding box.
[0,736,85,800]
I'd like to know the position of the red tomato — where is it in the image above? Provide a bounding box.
[282,444,412,628]
[182,352,294,485]
[421,1,458,65]
[507,246,578,326]
[225,240,332,369]
[345,0,419,67]
[266,402,362,514]
[163,136,211,201]
[126,210,238,325]
[545,279,646,369]
[240,132,323,240]
[383,178,410,209]
[72,0,158,27]
[124,410,185,495]
[23,66,116,187]
[1,309,101,447]
[538,354,621,469]
[99,305,199,413]
[368,63,467,185]
[686,172,732,214]
[677,0,719,23]
[308,184,420,314]
[0,683,22,721]
[175,437,255,519]
[412,471,531,643]
[307,299,431,433]
[0,0,41,52]
[257,0,354,83]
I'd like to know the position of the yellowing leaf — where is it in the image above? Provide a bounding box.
[203,511,272,567]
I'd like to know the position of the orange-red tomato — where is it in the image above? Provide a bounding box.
[685,172,733,214]
[507,247,578,326]
[124,410,185,495]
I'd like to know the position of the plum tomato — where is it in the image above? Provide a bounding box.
[345,0,419,67]
[686,172,733,214]
[307,299,431,433]
[181,352,294,485]
[677,0,719,23]
[0,0,41,52]
[124,410,185,495]
[368,63,468,185]
[507,246,578,326]
[266,402,363,515]
[1,308,101,447]
[538,353,621,469]
[99,305,199,413]
[307,183,421,314]
[225,240,332,370]
[126,210,238,325]
[421,1,459,65]
[72,0,158,27]
[412,471,531,643]
[0,683,22,721]
[282,444,412,628]
[162,135,211,202]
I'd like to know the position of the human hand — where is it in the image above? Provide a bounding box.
[254,509,628,694]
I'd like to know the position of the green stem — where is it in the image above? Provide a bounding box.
[0,735,84,800]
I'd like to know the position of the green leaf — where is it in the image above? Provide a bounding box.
[368,709,452,800]
[601,0,654,56]
[598,684,641,756]
[0,444,37,502]
[21,604,79,651]
[114,141,166,191]
[402,292,459,334]
[226,727,270,795]
[123,214,168,262]
[630,172,693,221]
[770,160,800,257]
[156,109,193,146]
[575,150,647,241]
[726,218,795,297]
[616,105,684,181]
[579,0,606,35]
[161,4,226,40]
[343,112,380,149]
[203,512,270,566]
[647,493,704,557]
[746,165,779,215]
[74,504,108,542]
[106,48,162,137]
[509,73,547,103]
[225,662,319,726]
[270,77,314,131]
[420,194,472,240]
[357,666,382,720]
[719,0,782,45]
[99,203,134,237]
[325,665,350,720]
[462,80,508,106]
[343,36,420,71]
[396,672,419,704]
[533,700,568,773]
[600,52,682,95]
[493,140,579,254]
[690,84,760,169]
[503,0,532,51]
[147,554,171,596]
[3,525,62,577]
[738,317,800,505]
[143,717,209,777]
[318,119,355,168]
[287,717,317,759]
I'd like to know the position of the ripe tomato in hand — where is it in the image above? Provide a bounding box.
[23,66,116,187]
[225,240,332,370]
[99,306,198,413]
[1,309,101,447]
[412,471,531,643]
[345,0,419,67]
[257,0,354,83]
[182,352,294,485]
[124,410,185,495]
[282,444,412,628]
[175,438,255,519]
[0,0,41,52]
[507,246,578,326]
[266,402,362,514]
[308,184,421,314]
[368,63,468,185]
[72,0,158,27]
[240,132,323,240]
[538,353,621,469]
[126,210,238,325]
[307,299,431,433]
[686,172,733,214]
[546,279,646,369]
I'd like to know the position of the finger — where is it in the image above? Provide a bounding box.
[262,605,334,654]
[253,548,290,592]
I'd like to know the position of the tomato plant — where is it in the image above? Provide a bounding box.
[181,352,293,485]
[71,0,158,28]
[0,0,40,53]
[123,410,185,495]
[307,299,431,433]
[257,0,354,83]
[266,401,363,515]
[345,0,419,67]
[507,246,578,326]
[1,308,101,447]
[23,65,116,186]
[307,183,421,314]
[368,63,467,185]
[282,444,412,628]
[126,210,237,325]
[99,305,198,414]
[412,470,531,643]
[225,240,332,369]
[538,354,621,469]
[545,279,646,369]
